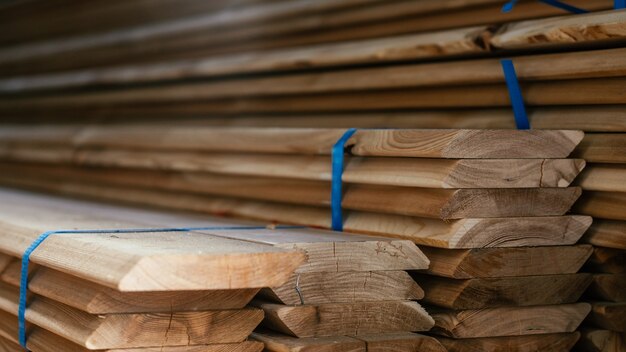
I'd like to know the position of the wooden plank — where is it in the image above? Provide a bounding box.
[0,187,306,291]
[576,328,626,352]
[0,174,592,249]
[574,133,626,163]
[0,309,264,352]
[576,163,626,192]
[580,219,626,250]
[0,25,488,93]
[416,273,592,309]
[357,333,446,351]
[430,303,591,338]
[1,260,259,314]
[251,330,366,352]
[252,300,434,338]
[259,271,423,305]
[437,332,580,352]
[575,191,626,220]
[586,302,626,332]
[0,143,585,188]
[420,245,593,278]
[0,126,584,158]
[4,107,625,132]
[0,282,264,349]
[0,254,10,274]
[587,273,626,302]
[0,162,584,219]
[3,45,626,107]
[586,247,626,274]
[490,10,626,49]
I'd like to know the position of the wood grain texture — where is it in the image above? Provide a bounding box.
[430,303,591,338]
[1,260,259,314]
[0,126,584,158]
[0,187,306,291]
[253,300,434,338]
[438,332,580,352]
[575,191,626,221]
[416,273,592,309]
[251,330,366,352]
[421,245,593,278]
[2,45,626,107]
[0,282,264,349]
[576,328,625,352]
[574,133,626,163]
[586,302,626,332]
[0,153,586,189]
[490,10,626,49]
[0,173,592,249]
[580,219,626,250]
[587,273,626,302]
[575,163,626,192]
[357,332,447,352]
[0,26,488,93]
[0,308,264,352]
[260,271,423,305]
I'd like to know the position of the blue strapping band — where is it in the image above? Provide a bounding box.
[501,59,530,130]
[616,0,625,9]
[502,0,589,13]
[17,225,303,350]
[331,128,357,231]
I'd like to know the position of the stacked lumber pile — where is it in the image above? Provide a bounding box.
[0,128,595,351]
[0,1,625,351]
[0,187,439,351]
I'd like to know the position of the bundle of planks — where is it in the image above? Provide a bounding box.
[0,127,595,351]
[0,187,442,351]
[573,153,626,351]
[0,2,625,352]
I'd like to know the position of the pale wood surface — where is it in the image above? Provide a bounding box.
[490,10,626,49]
[580,220,626,250]
[576,163,626,192]
[421,245,593,278]
[438,332,580,352]
[251,330,366,352]
[253,300,434,338]
[260,271,423,305]
[1,260,259,314]
[0,143,585,188]
[586,302,626,332]
[430,303,591,338]
[576,328,625,352]
[0,163,584,219]
[0,174,592,249]
[0,187,306,291]
[357,332,447,352]
[0,282,264,349]
[575,191,626,221]
[587,273,626,302]
[0,309,264,352]
[417,273,592,309]
[0,126,584,158]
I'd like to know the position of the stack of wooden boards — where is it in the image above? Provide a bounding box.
[573,148,626,351]
[0,127,598,351]
[0,187,443,351]
[0,1,625,351]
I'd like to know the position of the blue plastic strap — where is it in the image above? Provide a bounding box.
[501,59,530,130]
[331,128,357,231]
[502,0,589,13]
[616,0,625,9]
[17,225,302,350]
